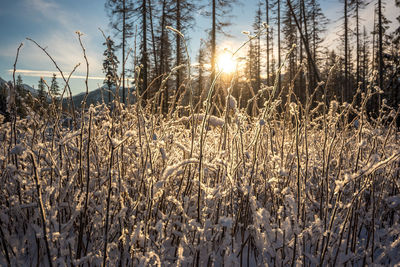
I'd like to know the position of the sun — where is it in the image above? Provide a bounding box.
[217,52,236,74]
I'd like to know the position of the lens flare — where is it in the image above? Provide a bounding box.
[217,52,236,73]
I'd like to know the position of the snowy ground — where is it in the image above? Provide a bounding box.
[0,93,399,266]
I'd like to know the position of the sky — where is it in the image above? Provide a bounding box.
[0,0,398,95]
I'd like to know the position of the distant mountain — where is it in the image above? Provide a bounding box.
[0,77,7,86]
[69,86,108,107]
[0,77,135,109]
[64,86,136,108]
[22,84,38,96]
[0,77,38,96]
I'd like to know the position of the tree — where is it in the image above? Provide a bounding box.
[196,39,207,111]
[352,0,368,86]
[50,74,60,97]
[308,0,328,89]
[283,0,298,84]
[131,0,149,100]
[371,1,391,111]
[15,75,27,117]
[102,36,119,105]
[274,0,282,95]
[171,0,196,112]
[253,2,263,95]
[343,0,350,102]
[38,77,47,107]
[156,0,173,113]
[105,0,134,104]
[207,0,238,83]
[265,0,272,86]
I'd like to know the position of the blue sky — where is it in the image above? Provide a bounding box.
[0,0,398,95]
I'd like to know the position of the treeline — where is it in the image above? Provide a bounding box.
[0,74,60,121]
[102,0,400,117]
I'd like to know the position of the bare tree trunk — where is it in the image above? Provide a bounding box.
[356,0,360,86]
[278,0,281,94]
[211,0,216,83]
[142,0,148,100]
[266,0,270,86]
[122,0,126,104]
[342,0,349,102]
[148,0,158,81]
[378,0,384,109]
[174,0,182,112]
[159,0,168,113]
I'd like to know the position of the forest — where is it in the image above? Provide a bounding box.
[0,0,400,266]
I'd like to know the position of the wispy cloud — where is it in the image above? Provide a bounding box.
[9,69,104,80]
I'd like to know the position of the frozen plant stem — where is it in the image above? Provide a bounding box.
[30,153,53,267]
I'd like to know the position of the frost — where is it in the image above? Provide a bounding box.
[227,94,237,110]
[219,216,233,228]
[10,144,25,155]
[179,114,224,127]
[162,158,199,180]
[1,92,399,266]
[386,195,400,209]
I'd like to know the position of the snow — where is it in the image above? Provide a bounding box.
[1,95,399,266]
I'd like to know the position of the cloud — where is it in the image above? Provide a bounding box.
[9,69,104,80]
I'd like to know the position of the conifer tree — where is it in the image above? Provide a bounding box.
[38,77,47,107]
[352,0,368,86]
[171,0,196,112]
[253,2,263,95]
[50,74,60,97]
[102,36,119,105]
[105,0,134,104]
[156,0,173,113]
[265,0,272,85]
[15,75,27,117]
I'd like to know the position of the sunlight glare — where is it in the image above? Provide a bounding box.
[217,52,236,73]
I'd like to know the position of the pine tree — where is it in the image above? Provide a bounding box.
[157,0,173,114]
[171,0,196,113]
[253,1,263,95]
[283,0,298,84]
[15,75,27,117]
[308,0,328,89]
[38,78,47,108]
[105,0,134,104]
[352,0,368,86]
[102,36,119,105]
[274,0,282,95]
[50,74,60,97]
[196,39,207,111]
[265,0,272,86]
[343,0,350,102]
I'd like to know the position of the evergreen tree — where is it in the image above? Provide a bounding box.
[265,0,272,86]
[105,0,134,104]
[102,36,119,105]
[352,0,368,86]
[196,39,207,111]
[253,2,263,95]
[156,0,173,113]
[308,0,328,88]
[38,78,46,105]
[15,75,27,117]
[283,0,298,84]
[171,0,197,113]
[50,73,60,97]
[274,0,282,95]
